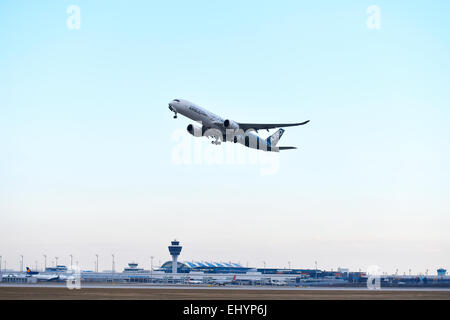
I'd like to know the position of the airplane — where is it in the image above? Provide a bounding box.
[26,267,59,281]
[270,278,287,286]
[168,99,309,152]
[1,273,27,280]
[186,277,203,285]
[210,275,237,286]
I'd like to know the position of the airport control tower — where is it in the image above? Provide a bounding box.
[168,239,182,274]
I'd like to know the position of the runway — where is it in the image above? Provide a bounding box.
[2,283,450,291]
[1,283,450,299]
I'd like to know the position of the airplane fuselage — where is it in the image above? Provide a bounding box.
[173,100,224,128]
[168,99,276,152]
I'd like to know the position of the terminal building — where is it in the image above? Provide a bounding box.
[159,261,250,274]
[45,265,68,272]
[123,262,146,273]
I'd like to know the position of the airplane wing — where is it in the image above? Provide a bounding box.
[238,120,310,131]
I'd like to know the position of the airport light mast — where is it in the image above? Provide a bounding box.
[20,255,23,273]
[150,256,154,279]
[168,240,182,274]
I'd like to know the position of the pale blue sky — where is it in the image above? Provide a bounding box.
[1,1,449,274]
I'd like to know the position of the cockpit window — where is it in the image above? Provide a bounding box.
[173,99,180,102]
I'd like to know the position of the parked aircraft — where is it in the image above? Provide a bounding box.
[210,275,237,286]
[187,277,203,285]
[270,278,288,286]
[26,267,59,281]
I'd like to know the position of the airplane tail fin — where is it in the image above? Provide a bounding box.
[232,275,236,281]
[266,128,285,146]
[26,267,31,273]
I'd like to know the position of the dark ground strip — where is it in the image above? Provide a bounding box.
[1,287,450,300]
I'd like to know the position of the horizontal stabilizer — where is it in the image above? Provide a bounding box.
[278,146,297,151]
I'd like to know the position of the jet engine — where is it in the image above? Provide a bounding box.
[187,124,204,137]
[224,119,239,130]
